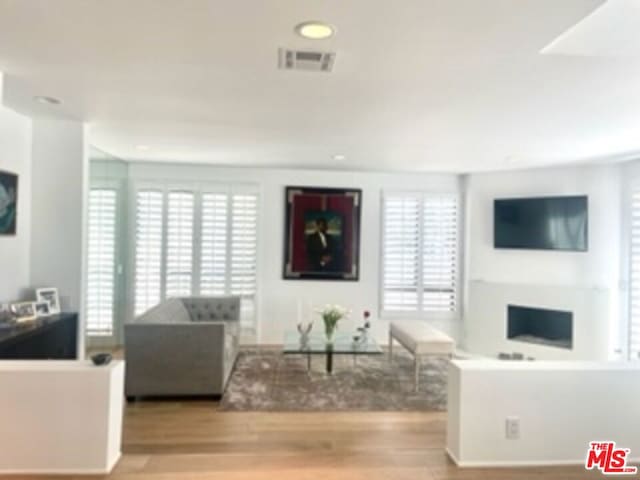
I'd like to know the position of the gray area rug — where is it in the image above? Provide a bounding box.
[219,349,448,412]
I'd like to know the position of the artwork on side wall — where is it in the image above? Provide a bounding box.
[284,186,362,281]
[0,170,18,235]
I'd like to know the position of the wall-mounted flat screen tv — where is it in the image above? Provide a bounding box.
[494,196,588,251]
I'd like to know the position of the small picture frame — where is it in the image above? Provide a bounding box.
[0,303,13,323]
[34,301,52,317]
[36,287,61,315]
[11,302,36,322]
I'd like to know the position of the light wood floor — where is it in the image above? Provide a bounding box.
[12,399,602,479]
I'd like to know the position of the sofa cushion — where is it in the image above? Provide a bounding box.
[134,298,191,324]
[390,320,454,355]
[182,296,240,322]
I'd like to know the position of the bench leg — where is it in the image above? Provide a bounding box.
[414,356,420,392]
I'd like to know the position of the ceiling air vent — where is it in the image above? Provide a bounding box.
[278,48,336,73]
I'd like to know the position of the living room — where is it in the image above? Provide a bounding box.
[0,1,639,478]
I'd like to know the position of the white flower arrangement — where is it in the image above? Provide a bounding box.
[316,304,351,342]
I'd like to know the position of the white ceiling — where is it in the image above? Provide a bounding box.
[3,0,640,173]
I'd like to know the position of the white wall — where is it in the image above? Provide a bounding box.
[447,359,640,467]
[127,163,461,344]
[30,117,88,356]
[0,74,32,302]
[467,281,610,360]
[30,117,87,310]
[463,164,622,359]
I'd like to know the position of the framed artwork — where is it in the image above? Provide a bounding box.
[284,186,362,281]
[36,287,61,315]
[0,170,18,235]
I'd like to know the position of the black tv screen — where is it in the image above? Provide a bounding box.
[494,196,588,251]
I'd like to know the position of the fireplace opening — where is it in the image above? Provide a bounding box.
[507,305,573,349]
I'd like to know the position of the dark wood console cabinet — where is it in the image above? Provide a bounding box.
[0,313,78,359]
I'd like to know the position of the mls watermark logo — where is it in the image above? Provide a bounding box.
[585,442,637,475]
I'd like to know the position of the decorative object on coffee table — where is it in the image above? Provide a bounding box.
[354,310,371,344]
[283,186,362,281]
[36,287,61,315]
[317,304,349,345]
[297,320,313,347]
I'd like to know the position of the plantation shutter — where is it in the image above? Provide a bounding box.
[422,194,458,312]
[629,190,640,360]
[86,188,117,336]
[134,190,163,315]
[165,191,195,297]
[230,192,258,328]
[200,192,229,295]
[382,192,458,315]
[382,195,421,311]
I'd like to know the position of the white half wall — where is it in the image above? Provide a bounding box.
[0,360,124,474]
[463,164,622,359]
[0,74,32,302]
[447,359,640,467]
[127,162,461,344]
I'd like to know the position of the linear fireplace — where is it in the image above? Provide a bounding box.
[507,305,573,349]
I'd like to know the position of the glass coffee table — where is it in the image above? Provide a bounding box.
[283,332,383,374]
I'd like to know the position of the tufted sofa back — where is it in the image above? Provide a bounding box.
[180,296,240,322]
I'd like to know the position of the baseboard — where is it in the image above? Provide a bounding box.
[106,451,122,473]
[0,452,122,476]
[445,447,461,466]
[446,450,640,469]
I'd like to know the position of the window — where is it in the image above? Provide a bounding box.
[200,193,229,295]
[133,184,259,332]
[629,189,640,360]
[87,188,117,336]
[230,193,258,329]
[381,192,459,315]
[200,191,258,328]
[166,191,194,297]
[134,190,163,315]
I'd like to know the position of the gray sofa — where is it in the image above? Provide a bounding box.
[124,296,241,399]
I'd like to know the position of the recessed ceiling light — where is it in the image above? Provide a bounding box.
[136,145,151,151]
[333,154,346,161]
[33,95,61,105]
[295,21,335,40]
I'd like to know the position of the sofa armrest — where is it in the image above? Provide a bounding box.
[124,322,227,396]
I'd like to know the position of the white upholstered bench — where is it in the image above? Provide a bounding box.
[389,320,455,391]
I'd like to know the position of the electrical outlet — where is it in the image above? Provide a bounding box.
[506,416,520,440]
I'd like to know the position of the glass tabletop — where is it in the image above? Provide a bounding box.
[282,331,383,355]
